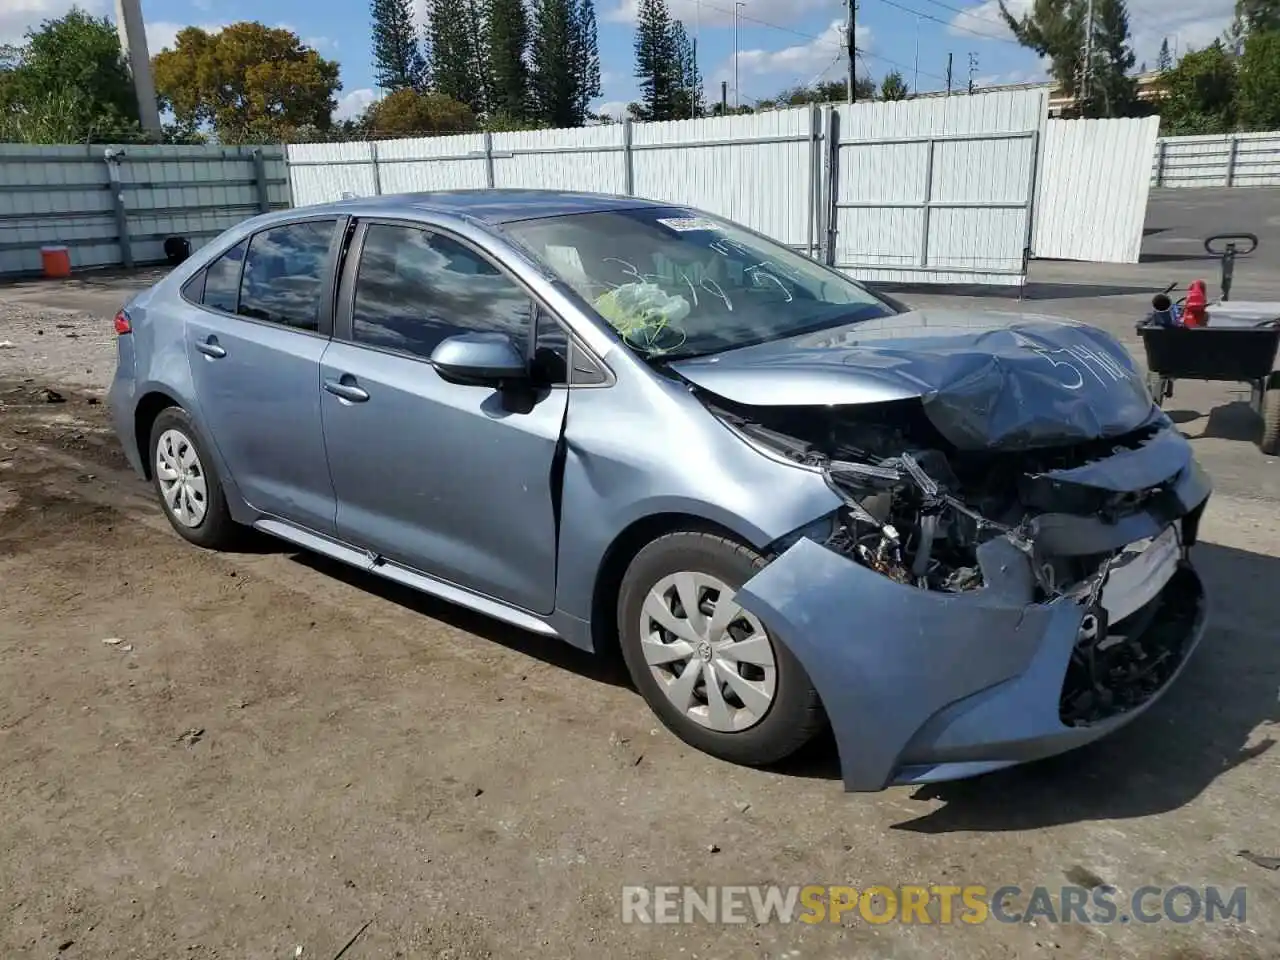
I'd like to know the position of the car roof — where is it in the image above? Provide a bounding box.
[302,189,672,225]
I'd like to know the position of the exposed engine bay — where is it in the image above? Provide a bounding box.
[704,393,1204,727]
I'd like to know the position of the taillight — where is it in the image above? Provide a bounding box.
[114,309,132,335]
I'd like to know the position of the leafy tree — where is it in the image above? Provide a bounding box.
[429,0,488,113]
[572,0,602,124]
[530,0,579,125]
[371,0,428,92]
[1236,28,1280,131]
[633,0,678,120]
[879,70,909,101]
[1156,41,1237,135]
[487,0,531,118]
[775,77,875,105]
[0,9,142,141]
[1228,0,1280,48]
[1157,37,1173,72]
[152,23,340,142]
[363,88,476,135]
[999,0,1139,117]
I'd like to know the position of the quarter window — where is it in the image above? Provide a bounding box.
[200,239,247,312]
[236,220,336,332]
[351,223,533,360]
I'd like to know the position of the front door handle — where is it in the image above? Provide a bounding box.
[324,377,370,403]
[196,337,226,359]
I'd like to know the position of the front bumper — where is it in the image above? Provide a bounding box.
[736,444,1212,793]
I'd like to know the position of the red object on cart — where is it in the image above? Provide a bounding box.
[1183,279,1208,327]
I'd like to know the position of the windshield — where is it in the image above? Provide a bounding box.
[503,206,895,359]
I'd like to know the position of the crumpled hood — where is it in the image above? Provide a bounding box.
[669,309,1155,451]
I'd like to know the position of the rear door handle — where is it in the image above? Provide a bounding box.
[324,377,370,403]
[196,337,226,359]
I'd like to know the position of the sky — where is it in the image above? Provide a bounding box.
[1,0,1240,122]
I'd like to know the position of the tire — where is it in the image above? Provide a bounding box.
[148,406,239,549]
[1260,387,1280,456]
[617,531,826,767]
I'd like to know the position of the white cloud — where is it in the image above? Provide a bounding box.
[336,88,378,120]
[948,0,1235,64]
[1,0,106,46]
[593,99,631,120]
[721,19,870,82]
[608,0,837,28]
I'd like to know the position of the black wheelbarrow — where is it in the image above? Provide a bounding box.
[1137,234,1280,455]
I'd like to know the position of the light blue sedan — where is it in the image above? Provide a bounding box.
[108,190,1210,791]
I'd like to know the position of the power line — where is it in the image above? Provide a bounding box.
[871,0,1023,46]
[689,0,950,89]
[911,0,1007,25]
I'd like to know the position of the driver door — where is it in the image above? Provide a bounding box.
[319,220,567,615]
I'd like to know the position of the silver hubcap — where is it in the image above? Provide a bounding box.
[155,428,208,528]
[641,571,779,732]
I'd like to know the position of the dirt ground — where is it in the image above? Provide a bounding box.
[2,206,1280,958]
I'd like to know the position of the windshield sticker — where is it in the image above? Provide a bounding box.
[657,217,720,233]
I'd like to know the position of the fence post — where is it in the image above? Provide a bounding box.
[807,103,820,257]
[919,138,936,269]
[371,141,384,195]
[251,148,271,213]
[1153,138,1167,187]
[1225,135,1239,188]
[482,132,495,189]
[103,149,133,269]
[822,107,840,267]
[622,119,635,196]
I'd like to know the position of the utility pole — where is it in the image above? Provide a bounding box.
[968,52,978,94]
[721,80,728,115]
[693,0,701,119]
[913,17,920,92]
[114,0,162,137]
[846,0,857,103]
[734,2,744,109]
[945,52,953,96]
[1081,0,1095,105]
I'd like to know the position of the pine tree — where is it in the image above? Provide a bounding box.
[1087,0,1138,118]
[428,0,487,114]
[634,0,678,121]
[670,21,702,118]
[571,0,602,125]
[370,0,428,92]
[485,0,530,118]
[1157,37,1172,71]
[530,0,578,126]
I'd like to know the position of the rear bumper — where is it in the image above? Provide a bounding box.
[737,454,1211,793]
[107,338,145,478]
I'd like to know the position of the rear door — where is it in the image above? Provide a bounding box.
[319,219,568,614]
[183,217,344,534]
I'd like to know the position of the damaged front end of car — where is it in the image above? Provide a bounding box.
[706,395,1211,792]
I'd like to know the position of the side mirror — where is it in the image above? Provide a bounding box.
[430,332,528,386]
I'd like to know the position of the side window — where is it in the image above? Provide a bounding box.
[351,223,533,360]
[237,220,336,332]
[199,239,247,312]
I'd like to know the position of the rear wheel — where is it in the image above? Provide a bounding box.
[149,406,239,549]
[617,532,826,767]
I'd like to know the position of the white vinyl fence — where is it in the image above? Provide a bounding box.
[1152,131,1280,188]
[1033,116,1160,263]
[289,88,1049,286]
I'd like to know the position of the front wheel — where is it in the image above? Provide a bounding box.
[1260,386,1280,456]
[617,532,826,767]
